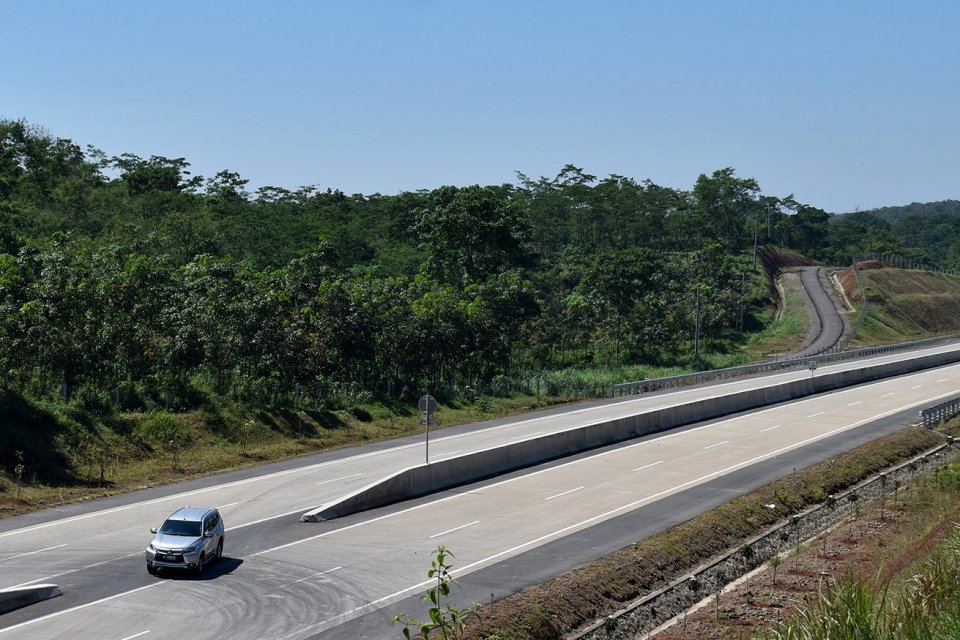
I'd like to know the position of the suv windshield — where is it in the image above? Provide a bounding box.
[159,519,202,537]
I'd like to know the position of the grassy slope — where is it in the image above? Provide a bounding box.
[0,394,566,517]
[838,262,960,344]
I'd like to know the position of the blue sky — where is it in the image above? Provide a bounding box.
[4,1,958,212]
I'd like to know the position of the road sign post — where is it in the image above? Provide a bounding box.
[418,394,437,463]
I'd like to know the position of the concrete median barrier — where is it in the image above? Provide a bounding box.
[301,348,960,522]
[0,584,62,614]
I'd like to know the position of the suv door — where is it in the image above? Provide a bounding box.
[202,514,215,557]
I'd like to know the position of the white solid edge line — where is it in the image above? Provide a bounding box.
[0,582,163,635]
[9,382,957,636]
[279,386,955,638]
[5,348,957,539]
[118,631,151,640]
[0,457,366,539]
[261,378,960,558]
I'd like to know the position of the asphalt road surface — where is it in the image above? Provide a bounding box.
[794,266,846,357]
[2,343,959,639]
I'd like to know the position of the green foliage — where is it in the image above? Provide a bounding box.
[134,412,190,445]
[760,532,960,640]
[10,115,956,421]
[392,546,481,639]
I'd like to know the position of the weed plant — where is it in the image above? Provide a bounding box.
[760,530,960,640]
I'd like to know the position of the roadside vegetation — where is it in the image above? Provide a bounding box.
[0,391,566,516]
[450,426,946,639]
[650,419,960,640]
[4,118,960,637]
[0,118,785,511]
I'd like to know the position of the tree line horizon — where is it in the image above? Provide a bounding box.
[1,117,958,415]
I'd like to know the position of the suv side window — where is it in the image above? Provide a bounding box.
[207,512,219,532]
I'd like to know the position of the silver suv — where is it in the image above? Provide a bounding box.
[145,506,224,575]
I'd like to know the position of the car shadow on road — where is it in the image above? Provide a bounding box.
[153,557,243,581]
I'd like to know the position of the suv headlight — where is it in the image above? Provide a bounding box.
[184,541,202,554]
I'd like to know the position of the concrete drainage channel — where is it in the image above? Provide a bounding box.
[568,439,959,640]
[0,584,62,615]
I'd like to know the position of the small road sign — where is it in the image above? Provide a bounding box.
[418,394,437,414]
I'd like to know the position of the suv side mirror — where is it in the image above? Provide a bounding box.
[204,531,213,538]
[150,527,158,534]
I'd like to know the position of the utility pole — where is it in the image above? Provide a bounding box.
[739,271,746,332]
[753,208,760,271]
[694,286,701,359]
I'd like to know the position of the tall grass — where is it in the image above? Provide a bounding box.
[741,278,807,357]
[760,527,960,640]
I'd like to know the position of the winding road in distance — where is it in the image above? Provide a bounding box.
[2,338,959,639]
[791,265,847,358]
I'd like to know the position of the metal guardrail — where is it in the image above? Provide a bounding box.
[921,396,960,428]
[609,336,955,397]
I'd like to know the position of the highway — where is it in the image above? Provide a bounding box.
[1,342,959,639]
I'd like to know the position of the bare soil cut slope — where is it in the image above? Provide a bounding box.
[837,263,960,343]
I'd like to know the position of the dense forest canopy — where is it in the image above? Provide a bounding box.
[839,200,960,225]
[1,118,956,415]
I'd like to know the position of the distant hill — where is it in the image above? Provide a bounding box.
[836,200,960,225]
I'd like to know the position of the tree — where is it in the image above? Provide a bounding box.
[769,555,783,585]
[574,248,663,361]
[205,169,249,204]
[691,168,760,250]
[414,185,533,283]
[778,202,830,257]
[110,153,200,196]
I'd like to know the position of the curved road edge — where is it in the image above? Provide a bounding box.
[791,266,846,358]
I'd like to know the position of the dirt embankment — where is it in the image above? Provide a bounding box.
[756,247,817,279]
[836,262,960,338]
